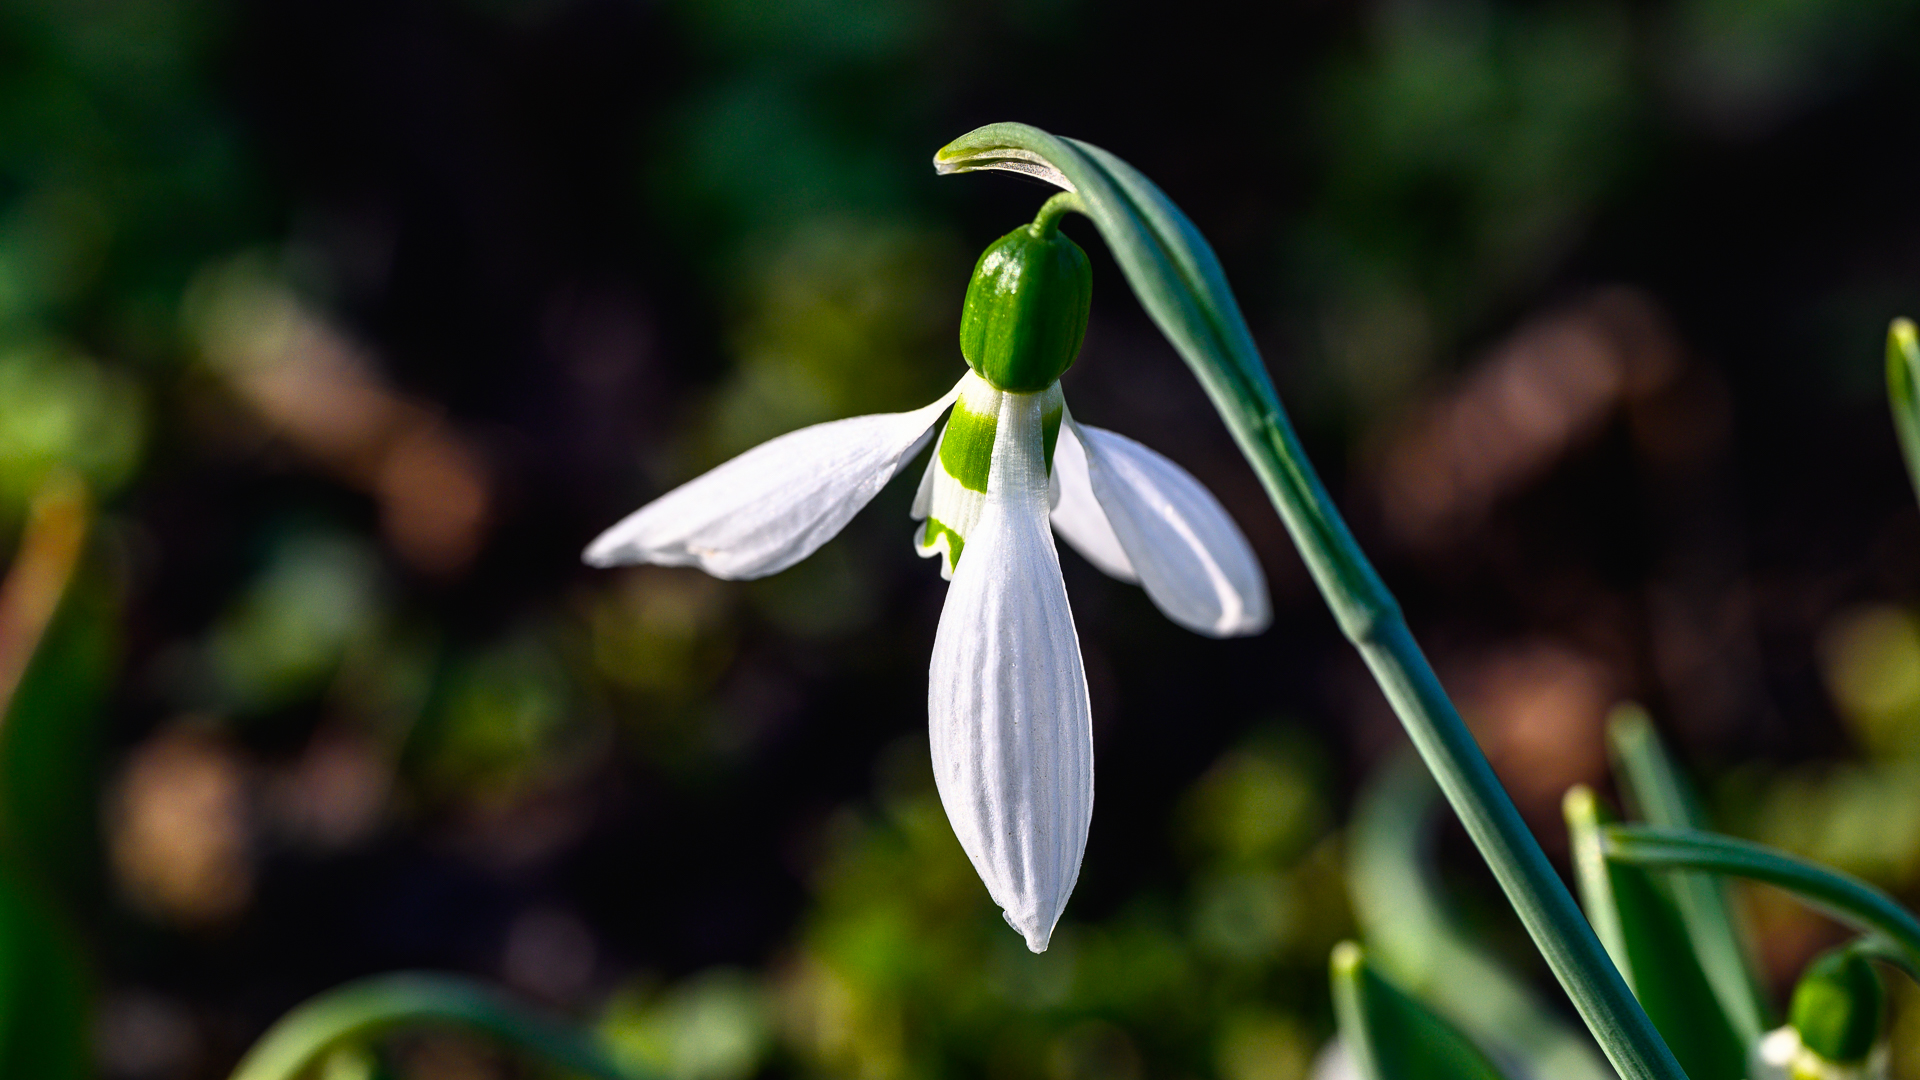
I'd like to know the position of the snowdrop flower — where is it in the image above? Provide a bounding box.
[1752,1026,1888,1080]
[585,217,1269,951]
[1752,948,1888,1080]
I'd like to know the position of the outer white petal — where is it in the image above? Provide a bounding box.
[1048,420,1137,582]
[584,382,960,579]
[910,440,939,520]
[928,393,1092,953]
[1074,420,1271,637]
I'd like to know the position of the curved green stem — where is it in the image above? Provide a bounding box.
[1030,191,1084,239]
[936,122,1684,1080]
[229,973,647,1080]
[1837,935,1920,990]
[1602,826,1920,977]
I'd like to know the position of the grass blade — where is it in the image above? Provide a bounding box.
[1607,707,1770,1044]
[1332,941,1516,1080]
[1351,754,1616,1080]
[229,973,649,1080]
[1603,826,1920,976]
[1886,318,1920,508]
[0,474,88,726]
[1567,789,1746,1080]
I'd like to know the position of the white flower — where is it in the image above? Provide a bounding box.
[1752,1025,1889,1080]
[585,369,1269,951]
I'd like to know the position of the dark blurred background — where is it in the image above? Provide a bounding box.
[5,0,1920,1076]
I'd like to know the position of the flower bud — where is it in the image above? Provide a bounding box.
[1790,947,1884,1065]
[959,223,1091,393]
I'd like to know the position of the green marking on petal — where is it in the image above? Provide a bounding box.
[939,400,997,493]
[921,517,965,570]
[1042,404,1063,476]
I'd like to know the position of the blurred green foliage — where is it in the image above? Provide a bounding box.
[208,534,384,715]
[0,0,1913,1074]
[0,577,102,1080]
[412,633,590,807]
[1305,1,1638,408]
[602,971,770,1080]
[597,733,1348,1080]
[0,343,142,516]
[0,869,90,1079]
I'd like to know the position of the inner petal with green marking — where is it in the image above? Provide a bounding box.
[913,371,1063,579]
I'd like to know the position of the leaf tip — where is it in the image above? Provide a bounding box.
[1562,783,1601,828]
[929,127,1075,191]
[1890,318,1919,377]
[1331,939,1365,980]
[1606,701,1653,744]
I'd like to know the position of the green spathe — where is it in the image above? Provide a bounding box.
[1790,949,1883,1064]
[959,222,1091,393]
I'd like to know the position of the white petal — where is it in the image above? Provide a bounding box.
[584,383,960,579]
[1074,421,1271,637]
[910,438,939,521]
[928,392,1092,953]
[1048,420,1137,583]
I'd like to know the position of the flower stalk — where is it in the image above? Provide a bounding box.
[935,122,1687,1080]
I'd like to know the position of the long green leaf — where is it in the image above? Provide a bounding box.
[0,867,88,1080]
[0,476,95,1080]
[1351,754,1616,1080]
[937,122,1687,1080]
[0,474,88,725]
[229,973,648,1080]
[1886,318,1920,508]
[1566,789,1745,1080]
[1332,941,1515,1080]
[1607,707,1769,1044]
[1602,826,1920,974]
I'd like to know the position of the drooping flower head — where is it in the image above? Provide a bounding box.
[1752,948,1888,1080]
[586,208,1269,950]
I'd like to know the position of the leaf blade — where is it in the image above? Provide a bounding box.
[1332,941,1516,1080]
[1351,754,1617,1080]
[1886,318,1920,508]
[1566,789,1747,1080]
[1607,706,1771,1044]
[1603,825,1920,976]
[229,973,648,1080]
